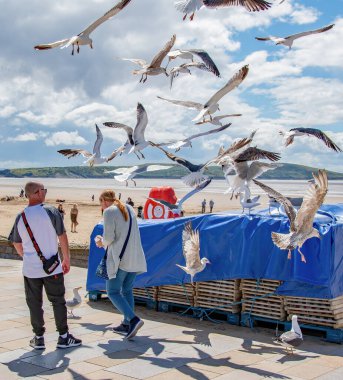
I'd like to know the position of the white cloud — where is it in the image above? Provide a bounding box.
[44,131,88,147]
[7,132,40,142]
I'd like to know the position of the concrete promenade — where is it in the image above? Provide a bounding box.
[0,259,342,380]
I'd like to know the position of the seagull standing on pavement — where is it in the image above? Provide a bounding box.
[34,0,132,55]
[105,164,173,186]
[58,124,109,167]
[176,221,210,284]
[157,65,249,122]
[120,35,176,83]
[66,287,82,317]
[275,315,303,354]
[279,127,342,152]
[104,103,149,159]
[255,23,334,49]
[253,170,328,263]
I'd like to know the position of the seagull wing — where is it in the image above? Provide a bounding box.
[133,103,148,144]
[34,38,71,50]
[106,143,128,162]
[174,0,204,14]
[253,179,297,231]
[58,149,93,159]
[203,0,271,12]
[295,170,328,233]
[234,147,281,162]
[204,65,249,107]
[112,165,139,175]
[284,24,334,41]
[93,124,103,157]
[290,128,342,152]
[185,123,232,142]
[182,222,201,269]
[157,96,203,110]
[149,197,177,210]
[247,162,279,182]
[150,34,176,68]
[178,179,212,208]
[120,58,147,67]
[103,122,134,146]
[80,0,132,36]
[184,49,221,77]
[279,331,303,346]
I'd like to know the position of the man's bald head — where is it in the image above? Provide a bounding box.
[25,182,43,198]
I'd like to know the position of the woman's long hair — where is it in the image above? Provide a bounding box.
[100,190,128,221]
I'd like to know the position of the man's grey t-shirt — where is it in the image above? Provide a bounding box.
[8,204,65,278]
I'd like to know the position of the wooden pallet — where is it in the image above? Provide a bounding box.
[240,279,286,321]
[195,279,241,313]
[158,284,195,306]
[285,295,343,329]
[133,286,158,301]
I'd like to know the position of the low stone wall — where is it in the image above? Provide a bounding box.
[0,239,89,268]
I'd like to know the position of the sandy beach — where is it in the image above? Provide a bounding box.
[1,177,342,246]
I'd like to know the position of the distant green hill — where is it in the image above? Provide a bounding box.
[0,163,342,180]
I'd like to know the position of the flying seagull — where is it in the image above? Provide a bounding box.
[169,62,216,89]
[153,123,232,152]
[66,287,82,317]
[255,23,334,49]
[34,0,132,55]
[279,128,342,152]
[253,169,328,263]
[195,113,242,126]
[158,64,249,122]
[104,103,149,159]
[275,315,303,354]
[105,164,173,186]
[120,34,176,83]
[175,0,271,21]
[150,142,212,187]
[176,221,210,284]
[58,124,109,166]
[167,49,220,77]
[149,178,212,216]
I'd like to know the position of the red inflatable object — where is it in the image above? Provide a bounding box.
[144,187,180,219]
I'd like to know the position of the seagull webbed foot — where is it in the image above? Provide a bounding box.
[287,250,292,260]
[298,248,307,263]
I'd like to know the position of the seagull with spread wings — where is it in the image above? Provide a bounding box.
[253,170,328,263]
[34,0,132,55]
[169,62,217,89]
[105,164,173,187]
[255,23,334,49]
[176,221,210,284]
[175,0,271,21]
[120,34,176,83]
[149,179,212,216]
[58,124,110,166]
[104,103,149,159]
[158,65,249,122]
[167,49,220,76]
[279,127,342,152]
[150,142,212,187]
[153,123,231,152]
[195,113,242,126]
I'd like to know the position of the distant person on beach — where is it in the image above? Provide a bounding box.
[201,199,206,213]
[8,181,81,350]
[19,189,24,198]
[209,199,214,213]
[126,197,134,207]
[91,195,95,202]
[95,189,147,339]
[137,205,143,219]
[58,203,66,220]
[70,204,79,233]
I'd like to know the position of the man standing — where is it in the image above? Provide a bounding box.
[201,199,206,214]
[209,199,214,213]
[8,181,81,350]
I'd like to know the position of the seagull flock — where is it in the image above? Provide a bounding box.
[33,1,340,274]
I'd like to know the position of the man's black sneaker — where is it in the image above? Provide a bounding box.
[29,336,45,350]
[112,323,129,335]
[56,333,82,349]
[125,317,144,340]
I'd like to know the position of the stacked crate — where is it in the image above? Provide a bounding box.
[195,280,241,314]
[158,283,195,306]
[284,295,343,328]
[133,286,158,303]
[240,279,286,321]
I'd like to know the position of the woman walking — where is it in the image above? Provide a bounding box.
[96,190,147,339]
[70,204,78,233]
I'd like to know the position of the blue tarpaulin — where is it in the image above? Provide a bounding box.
[86,204,343,299]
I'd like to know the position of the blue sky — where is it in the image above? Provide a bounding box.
[0,0,342,171]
